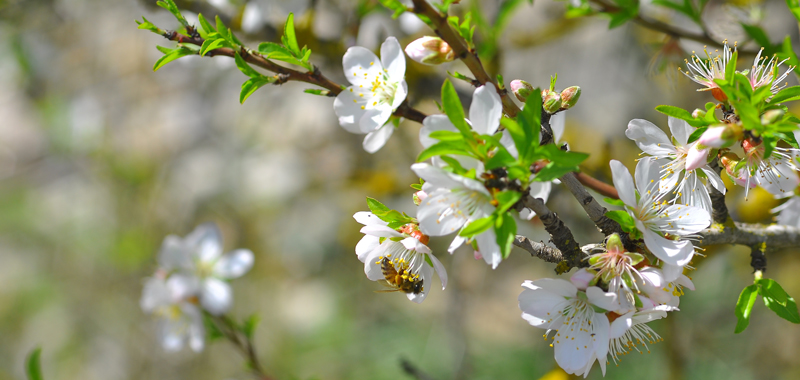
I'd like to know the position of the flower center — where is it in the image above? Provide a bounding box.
[370,75,398,106]
[608,318,663,364]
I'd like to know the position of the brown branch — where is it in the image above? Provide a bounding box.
[210,314,274,380]
[575,172,618,199]
[697,222,800,249]
[750,244,768,273]
[410,0,520,118]
[706,157,730,224]
[162,31,427,124]
[522,195,586,271]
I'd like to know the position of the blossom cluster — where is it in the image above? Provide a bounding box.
[140,223,254,352]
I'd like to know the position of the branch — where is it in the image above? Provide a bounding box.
[410,0,520,117]
[697,222,800,249]
[574,172,618,199]
[400,358,437,380]
[522,195,586,271]
[706,157,730,224]
[750,244,768,273]
[162,31,427,124]
[210,314,274,380]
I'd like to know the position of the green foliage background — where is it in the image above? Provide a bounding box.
[1,0,800,379]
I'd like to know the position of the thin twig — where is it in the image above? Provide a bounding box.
[210,314,274,380]
[400,358,437,380]
[706,157,730,224]
[750,244,768,273]
[522,195,586,271]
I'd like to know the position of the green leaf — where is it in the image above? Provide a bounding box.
[605,210,636,231]
[725,50,738,82]
[687,127,708,144]
[495,190,522,214]
[366,197,391,217]
[378,0,409,18]
[538,145,589,167]
[200,38,229,56]
[197,13,217,35]
[216,16,234,43]
[234,52,262,78]
[770,86,800,104]
[136,17,163,35]
[518,89,542,160]
[428,130,466,142]
[283,13,301,56]
[758,278,800,324]
[655,105,692,121]
[26,347,44,380]
[484,147,517,171]
[459,215,495,237]
[741,24,774,52]
[242,314,260,339]
[417,140,473,162]
[157,0,189,28]
[787,0,800,22]
[304,89,331,96]
[440,80,471,135]
[153,47,196,71]
[734,284,759,333]
[495,213,517,259]
[603,197,625,207]
[500,118,528,159]
[240,77,275,103]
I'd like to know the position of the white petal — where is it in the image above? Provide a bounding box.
[668,116,693,146]
[428,253,448,290]
[676,273,695,291]
[586,286,619,311]
[333,89,370,134]
[518,282,573,319]
[610,311,635,339]
[354,211,387,226]
[343,46,382,86]
[610,160,637,207]
[420,115,458,148]
[213,249,254,279]
[661,263,683,283]
[157,235,191,271]
[550,112,566,143]
[166,273,201,301]
[140,277,170,312]
[184,304,205,352]
[406,262,432,303]
[159,319,185,352]
[475,228,502,269]
[625,119,675,156]
[400,237,431,254]
[364,244,390,281]
[641,227,694,266]
[417,191,468,236]
[447,234,466,253]
[200,278,232,315]
[380,37,405,82]
[776,197,800,226]
[356,235,381,262]
[469,86,502,135]
[411,163,490,196]
[360,225,403,238]
[391,80,408,110]
[185,223,224,264]
[529,181,552,203]
[701,167,727,195]
[521,278,578,298]
[554,321,594,374]
[758,162,800,196]
[500,130,519,159]
[362,122,395,153]
[634,156,662,197]
[657,203,711,235]
[359,106,393,134]
[591,313,610,374]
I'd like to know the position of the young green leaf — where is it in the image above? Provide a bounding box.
[234,52,262,78]
[417,140,473,162]
[724,50,738,82]
[440,80,472,135]
[758,278,800,324]
[157,0,189,28]
[366,197,392,217]
[304,89,331,96]
[136,17,163,34]
[26,347,44,380]
[216,16,234,43]
[283,13,301,56]
[197,13,217,35]
[240,77,275,103]
[495,213,517,259]
[459,215,495,237]
[242,314,261,339]
[734,284,759,333]
[153,47,196,71]
[770,86,800,104]
[605,210,636,231]
[603,197,626,207]
[495,190,522,214]
[200,38,229,56]
[687,126,708,144]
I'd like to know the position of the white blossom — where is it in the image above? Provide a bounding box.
[140,273,205,352]
[333,37,407,153]
[749,48,795,95]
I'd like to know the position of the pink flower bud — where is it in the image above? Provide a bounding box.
[541,90,562,114]
[606,233,624,254]
[473,250,483,261]
[413,190,428,205]
[510,80,534,102]
[697,124,742,149]
[692,109,705,118]
[570,268,596,291]
[404,36,455,65]
[685,144,711,170]
[559,86,581,109]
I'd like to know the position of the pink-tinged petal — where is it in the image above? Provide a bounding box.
[700,167,726,194]
[610,160,637,207]
[586,286,619,311]
[360,225,403,238]
[380,37,405,82]
[569,269,595,291]
[475,228,502,269]
[420,115,458,148]
[213,249,254,279]
[355,235,380,262]
[641,228,694,266]
[428,253,448,290]
[200,278,232,315]
[625,119,675,156]
[658,203,711,235]
[354,211,387,226]
[550,112,566,143]
[186,223,223,264]
[668,116,693,146]
[610,311,634,339]
[685,144,711,171]
[469,85,502,135]
[343,46,382,87]
[333,89,370,133]
[634,157,661,197]
[362,123,395,153]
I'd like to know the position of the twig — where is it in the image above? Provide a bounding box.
[400,358,437,380]
[574,172,619,199]
[706,157,730,224]
[161,31,427,124]
[697,222,800,249]
[409,0,520,118]
[750,244,768,273]
[522,195,586,271]
[209,314,274,380]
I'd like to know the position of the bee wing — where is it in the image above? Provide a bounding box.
[374,289,401,293]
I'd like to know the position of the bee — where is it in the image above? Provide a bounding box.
[375,256,423,294]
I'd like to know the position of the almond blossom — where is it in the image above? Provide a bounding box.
[140,273,205,352]
[410,162,503,268]
[354,211,447,303]
[680,41,735,102]
[625,116,726,213]
[610,159,711,281]
[518,279,619,377]
[749,47,795,95]
[333,36,408,153]
[736,138,799,197]
[607,306,673,364]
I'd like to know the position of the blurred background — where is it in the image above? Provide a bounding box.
[2,0,800,379]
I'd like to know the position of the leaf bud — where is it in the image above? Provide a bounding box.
[692,109,706,118]
[404,36,455,65]
[510,79,534,102]
[559,86,581,109]
[541,90,562,114]
[761,109,785,125]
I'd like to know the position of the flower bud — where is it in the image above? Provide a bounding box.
[685,144,711,171]
[761,109,785,125]
[606,233,624,254]
[541,90,562,114]
[404,36,454,65]
[413,190,428,205]
[569,268,596,291]
[697,124,742,149]
[510,80,534,102]
[559,86,581,109]
[720,152,757,188]
[692,109,706,118]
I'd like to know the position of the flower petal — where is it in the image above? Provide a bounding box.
[469,85,502,135]
[610,160,637,207]
[406,262,432,303]
[359,106,393,134]
[391,80,408,110]
[550,112,566,144]
[610,311,635,339]
[364,243,390,281]
[701,167,727,194]
[354,211,387,226]
[157,235,191,271]
[356,235,380,262]
[625,119,675,156]
[640,227,694,266]
[656,203,711,235]
[668,116,693,146]
[185,223,224,264]
[213,249,254,279]
[475,228,502,269]
[634,156,662,198]
[420,115,458,148]
[400,236,431,254]
[343,46,382,87]
[428,253,448,290]
[362,122,395,153]
[333,89,370,133]
[380,37,405,82]
[200,278,232,315]
[360,225,403,238]
[586,286,620,311]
